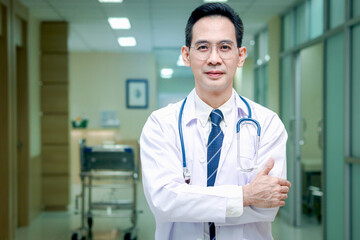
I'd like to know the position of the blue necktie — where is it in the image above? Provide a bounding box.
[207,109,224,240]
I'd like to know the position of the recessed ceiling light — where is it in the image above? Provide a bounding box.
[203,0,228,3]
[108,18,131,29]
[118,37,136,47]
[98,0,123,3]
[161,68,174,79]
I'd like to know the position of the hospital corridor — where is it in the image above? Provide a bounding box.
[1,0,359,240]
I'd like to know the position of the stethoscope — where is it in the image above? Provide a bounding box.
[178,95,261,184]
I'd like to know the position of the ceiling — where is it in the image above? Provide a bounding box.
[19,0,296,79]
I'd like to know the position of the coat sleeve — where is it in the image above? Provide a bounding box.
[140,110,244,223]
[217,113,288,226]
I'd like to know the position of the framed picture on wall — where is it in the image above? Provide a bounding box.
[126,79,148,109]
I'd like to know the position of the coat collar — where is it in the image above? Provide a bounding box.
[234,92,251,119]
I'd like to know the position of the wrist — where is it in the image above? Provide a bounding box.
[242,185,252,206]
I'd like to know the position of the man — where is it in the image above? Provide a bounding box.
[140,3,291,240]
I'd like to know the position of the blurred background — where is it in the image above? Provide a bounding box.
[0,0,359,239]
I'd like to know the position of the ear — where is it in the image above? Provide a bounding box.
[181,45,191,67]
[237,46,247,68]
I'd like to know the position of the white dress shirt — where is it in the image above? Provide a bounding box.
[194,91,244,239]
[140,88,288,240]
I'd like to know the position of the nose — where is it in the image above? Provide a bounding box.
[207,45,222,65]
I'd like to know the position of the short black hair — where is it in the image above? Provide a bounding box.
[185,3,244,48]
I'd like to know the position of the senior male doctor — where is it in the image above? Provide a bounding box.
[140,3,291,240]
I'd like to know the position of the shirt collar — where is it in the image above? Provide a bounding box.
[194,90,235,128]
[182,89,197,125]
[182,89,251,125]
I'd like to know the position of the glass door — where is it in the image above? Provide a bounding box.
[348,24,360,240]
[279,54,298,226]
[280,43,324,235]
[324,32,345,240]
[299,43,324,237]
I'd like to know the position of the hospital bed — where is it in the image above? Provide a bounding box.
[71,139,138,240]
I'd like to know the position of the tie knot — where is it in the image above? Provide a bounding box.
[210,109,223,126]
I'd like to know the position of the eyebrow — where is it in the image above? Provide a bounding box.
[193,40,235,45]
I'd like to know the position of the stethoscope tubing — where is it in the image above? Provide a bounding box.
[178,97,188,177]
[178,95,261,182]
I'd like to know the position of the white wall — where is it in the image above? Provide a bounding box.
[70,52,157,140]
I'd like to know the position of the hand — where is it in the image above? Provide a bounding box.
[242,158,291,208]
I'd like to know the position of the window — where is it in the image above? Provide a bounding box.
[309,0,323,39]
[283,11,294,50]
[254,29,269,107]
[329,0,345,28]
[354,0,360,18]
[295,2,308,45]
[352,24,360,158]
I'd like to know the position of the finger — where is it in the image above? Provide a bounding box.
[278,178,291,187]
[279,200,286,207]
[260,158,275,176]
[281,193,288,200]
[280,186,289,193]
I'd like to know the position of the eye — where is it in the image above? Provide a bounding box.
[196,44,209,51]
[219,44,232,51]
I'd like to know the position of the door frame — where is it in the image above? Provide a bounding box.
[0,2,12,239]
[293,51,302,227]
[15,15,29,227]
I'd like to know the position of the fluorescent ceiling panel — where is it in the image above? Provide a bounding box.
[99,0,123,3]
[161,68,174,79]
[108,17,131,29]
[118,37,136,47]
[203,0,228,3]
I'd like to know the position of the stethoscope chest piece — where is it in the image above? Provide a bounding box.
[183,167,191,184]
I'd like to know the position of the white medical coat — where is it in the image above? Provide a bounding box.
[140,89,288,240]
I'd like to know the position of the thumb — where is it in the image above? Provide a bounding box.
[260,158,274,176]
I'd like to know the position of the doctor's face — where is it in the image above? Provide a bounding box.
[182,16,246,99]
